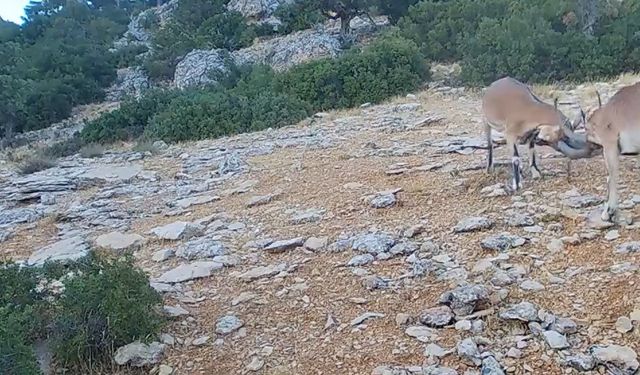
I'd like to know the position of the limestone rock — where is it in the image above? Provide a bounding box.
[95,232,145,253]
[114,341,165,367]
[28,237,90,266]
[155,261,223,283]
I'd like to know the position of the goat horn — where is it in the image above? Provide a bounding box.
[596,90,602,107]
[554,97,559,109]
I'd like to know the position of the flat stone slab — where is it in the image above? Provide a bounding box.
[28,237,90,266]
[95,232,145,253]
[81,164,143,182]
[175,195,220,209]
[150,221,204,241]
[263,237,305,253]
[155,261,223,283]
[238,263,288,282]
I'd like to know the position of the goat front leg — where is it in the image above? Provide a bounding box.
[507,137,523,191]
[601,146,620,222]
[528,137,542,179]
[485,122,494,173]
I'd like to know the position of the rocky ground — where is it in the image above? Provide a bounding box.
[2,75,640,375]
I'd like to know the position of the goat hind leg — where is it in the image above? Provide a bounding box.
[528,138,542,179]
[601,146,620,222]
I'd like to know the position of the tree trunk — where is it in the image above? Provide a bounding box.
[579,0,599,37]
[340,13,354,36]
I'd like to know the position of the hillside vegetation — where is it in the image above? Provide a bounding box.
[2,0,640,147]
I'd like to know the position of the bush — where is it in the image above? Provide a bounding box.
[18,154,57,175]
[278,34,429,110]
[145,89,310,142]
[274,0,324,34]
[145,0,255,80]
[81,89,179,143]
[399,0,640,86]
[0,263,47,374]
[79,143,105,158]
[41,135,85,159]
[51,256,164,367]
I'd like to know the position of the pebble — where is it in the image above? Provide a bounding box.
[615,316,633,333]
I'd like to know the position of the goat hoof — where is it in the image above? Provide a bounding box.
[601,205,616,222]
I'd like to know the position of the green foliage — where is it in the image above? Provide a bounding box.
[399,0,640,86]
[114,44,149,68]
[41,135,85,159]
[274,0,324,34]
[145,0,255,80]
[0,263,45,375]
[51,256,164,367]
[145,73,311,142]
[81,89,179,143]
[375,0,420,24]
[1,0,140,137]
[278,34,429,109]
[18,154,57,175]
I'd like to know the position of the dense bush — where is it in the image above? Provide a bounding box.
[145,0,255,80]
[0,255,164,373]
[52,256,164,366]
[0,264,46,374]
[145,66,312,142]
[278,34,429,109]
[399,0,640,85]
[1,1,145,138]
[81,89,179,143]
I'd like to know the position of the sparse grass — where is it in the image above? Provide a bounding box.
[41,136,85,159]
[132,140,160,155]
[18,154,57,175]
[79,143,105,158]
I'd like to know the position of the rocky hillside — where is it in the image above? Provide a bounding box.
[2,74,640,374]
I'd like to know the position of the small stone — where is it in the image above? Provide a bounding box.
[264,237,305,253]
[420,306,454,327]
[455,320,472,331]
[152,248,174,262]
[616,241,640,254]
[95,231,145,253]
[605,230,620,241]
[457,338,481,365]
[590,345,639,374]
[246,357,264,371]
[630,309,640,322]
[542,331,570,349]
[238,263,288,282]
[352,232,396,254]
[160,334,175,346]
[506,348,522,358]
[215,315,244,335]
[403,224,425,238]
[303,237,327,251]
[150,221,203,241]
[616,316,633,333]
[405,326,438,342]
[481,356,505,375]
[453,216,494,233]
[191,336,209,346]
[232,292,257,306]
[425,343,453,358]
[551,317,578,334]
[155,262,222,284]
[324,314,337,330]
[369,192,397,208]
[362,275,388,290]
[290,209,324,225]
[163,305,189,318]
[438,284,489,315]
[114,341,165,367]
[350,312,384,326]
[566,354,596,371]
[395,313,411,326]
[500,302,539,322]
[481,232,526,252]
[158,364,174,375]
[347,254,375,267]
[546,239,564,253]
[520,279,545,292]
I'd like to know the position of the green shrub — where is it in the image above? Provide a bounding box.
[145,0,255,80]
[51,256,164,367]
[41,135,85,159]
[81,89,179,143]
[0,263,46,374]
[18,154,57,175]
[274,0,324,34]
[278,34,429,110]
[145,88,310,142]
[79,143,105,158]
[113,44,149,69]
